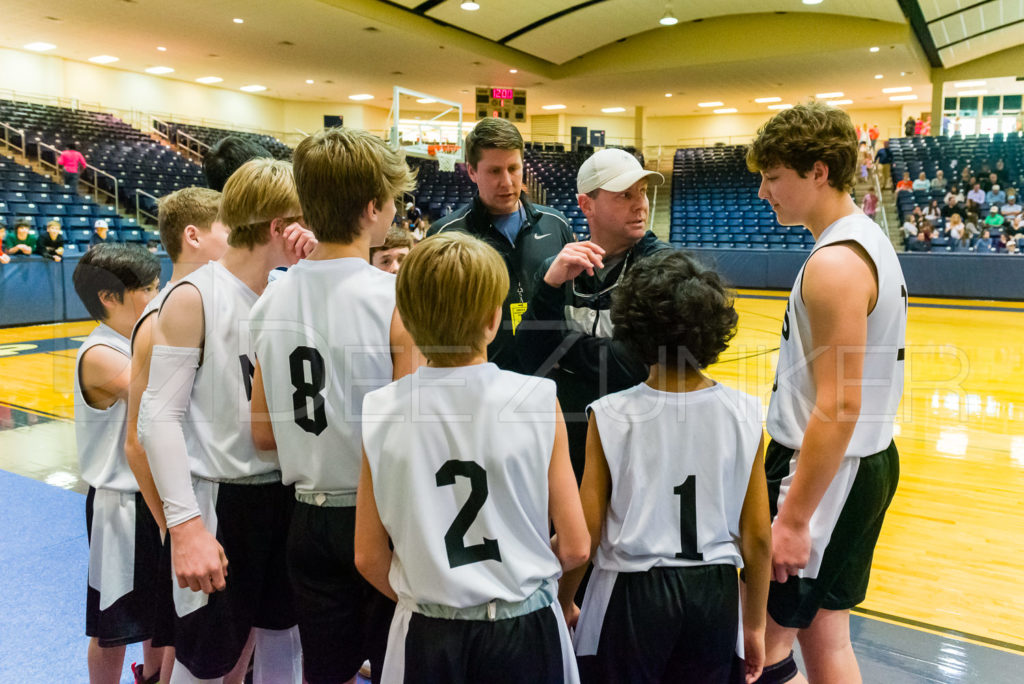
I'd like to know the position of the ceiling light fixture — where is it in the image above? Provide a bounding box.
[88,55,118,64]
[954,80,986,88]
[24,42,56,51]
[240,84,267,92]
[157,46,167,52]
[416,98,436,104]
[714,108,738,114]
[460,2,480,10]
[869,46,880,52]
[233,18,244,24]
[755,97,781,103]
[349,93,374,101]
[509,69,517,73]
[659,9,678,26]
[542,104,566,110]
[889,94,918,101]
[698,101,723,107]
[145,66,174,74]
[875,74,884,79]
[602,107,626,113]
[815,91,843,98]
[665,93,672,97]
[802,0,824,4]
[882,86,912,94]
[826,99,853,106]
[196,76,223,84]
[768,104,793,110]
[305,79,314,84]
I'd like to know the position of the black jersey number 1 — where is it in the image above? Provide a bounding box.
[289,346,328,436]
[435,460,502,568]
[674,476,704,561]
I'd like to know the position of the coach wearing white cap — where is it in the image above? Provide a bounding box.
[517,148,671,481]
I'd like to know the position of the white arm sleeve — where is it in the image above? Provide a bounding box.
[138,344,202,528]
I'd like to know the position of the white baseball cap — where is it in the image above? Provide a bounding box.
[577,148,663,194]
[94,219,109,229]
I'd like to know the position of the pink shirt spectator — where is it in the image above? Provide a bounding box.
[58,149,87,173]
[862,192,878,217]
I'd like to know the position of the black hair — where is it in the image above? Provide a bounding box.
[611,249,738,369]
[203,136,272,192]
[67,142,77,151]
[73,243,161,321]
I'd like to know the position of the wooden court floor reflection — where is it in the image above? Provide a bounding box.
[2,292,1023,652]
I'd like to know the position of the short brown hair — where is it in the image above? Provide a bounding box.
[218,158,300,249]
[293,128,415,244]
[370,225,415,260]
[396,232,508,366]
[465,118,523,167]
[746,102,857,192]
[158,187,221,260]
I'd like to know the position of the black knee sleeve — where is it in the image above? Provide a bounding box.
[752,651,799,683]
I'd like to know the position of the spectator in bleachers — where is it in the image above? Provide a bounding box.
[995,159,1008,184]
[996,232,1012,253]
[984,206,1005,231]
[960,167,973,185]
[861,188,878,222]
[1003,194,1022,221]
[89,219,113,247]
[923,200,941,223]
[946,213,966,242]
[919,220,935,243]
[981,172,999,192]
[869,124,880,150]
[905,116,916,137]
[404,201,423,232]
[901,214,918,241]
[427,117,573,373]
[921,115,932,136]
[986,184,1006,208]
[1005,238,1019,255]
[57,142,87,190]
[202,135,272,191]
[858,144,871,181]
[369,225,413,274]
[873,140,892,188]
[930,170,947,191]
[967,183,986,206]
[36,219,65,261]
[975,229,994,252]
[896,172,913,192]
[906,232,930,252]
[944,185,964,205]
[941,194,965,222]
[0,223,9,264]
[4,220,36,256]
[857,123,870,148]
[914,117,924,136]
[912,172,931,192]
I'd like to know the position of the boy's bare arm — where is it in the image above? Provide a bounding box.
[738,433,771,683]
[390,307,425,381]
[125,313,168,531]
[250,360,276,451]
[773,243,875,581]
[354,451,397,601]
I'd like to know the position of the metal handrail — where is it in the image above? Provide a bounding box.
[0,121,26,156]
[135,188,160,225]
[872,165,890,237]
[36,140,120,212]
[173,129,210,164]
[151,118,172,141]
[85,166,121,214]
[34,140,61,176]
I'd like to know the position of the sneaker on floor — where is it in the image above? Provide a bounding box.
[359,660,372,678]
[131,662,160,684]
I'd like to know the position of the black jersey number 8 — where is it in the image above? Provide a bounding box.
[289,346,328,436]
[435,460,502,569]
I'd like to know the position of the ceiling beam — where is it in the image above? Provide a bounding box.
[898,0,943,68]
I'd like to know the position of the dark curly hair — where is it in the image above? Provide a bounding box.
[746,101,857,192]
[611,250,738,369]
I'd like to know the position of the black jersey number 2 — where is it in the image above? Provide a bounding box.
[435,461,502,568]
[674,476,704,561]
[289,346,328,435]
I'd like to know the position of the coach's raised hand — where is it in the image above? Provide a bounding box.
[542,241,606,287]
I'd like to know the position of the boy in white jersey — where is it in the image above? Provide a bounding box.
[559,249,771,684]
[139,159,314,683]
[72,243,163,683]
[248,127,417,684]
[124,187,230,684]
[746,103,906,683]
[355,232,590,684]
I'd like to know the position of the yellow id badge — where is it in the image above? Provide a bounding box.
[510,302,528,335]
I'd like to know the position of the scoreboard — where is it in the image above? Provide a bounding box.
[476,87,526,122]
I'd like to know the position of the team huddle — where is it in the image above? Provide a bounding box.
[73,104,905,684]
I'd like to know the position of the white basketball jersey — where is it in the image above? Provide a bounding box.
[362,364,563,608]
[589,382,762,572]
[175,262,277,480]
[75,324,136,491]
[250,258,395,495]
[767,213,907,456]
[129,280,175,355]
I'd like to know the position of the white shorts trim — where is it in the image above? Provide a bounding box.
[89,488,137,611]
